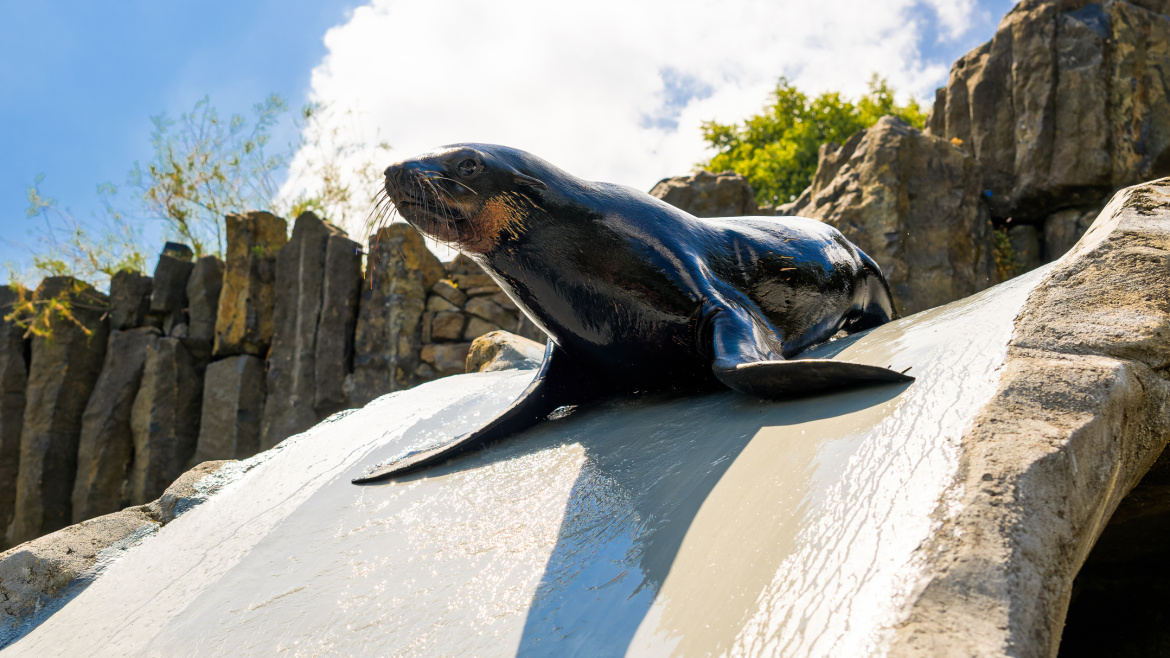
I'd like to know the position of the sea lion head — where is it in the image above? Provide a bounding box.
[382,143,559,254]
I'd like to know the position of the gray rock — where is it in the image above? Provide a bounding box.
[160,242,193,262]
[107,271,152,330]
[128,338,204,505]
[214,211,287,358]
[314,227,362,416]
[10,278,109,546]
[1044,208,1089,261]
[261,212,361,450]
[1007,223,1043,273]
[430,312,465,342]
[346,225,445,406]
[782,116,997,315]
[933,0,1170,220]
[420,342,474,377]
[431,279,468,307]
[261,213,333,448]
[649,170,759,217]
[0,459,236,647]
[426,295,461,314]
[149,251,195,334]
[0,287,29,546]
[71,327,160,523]
[195,355,266,461]
[463,316,505,342]
[465,297,517,331]
[465,331,544,372]
[185,255,224,361]
[889,177,1170,657]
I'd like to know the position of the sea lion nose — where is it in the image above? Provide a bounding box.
[383,163,406,188]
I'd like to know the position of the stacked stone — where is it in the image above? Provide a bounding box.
[193,211,285,463]
[345,224,446,406]
[259,212,361,451]
[418,254,546,379]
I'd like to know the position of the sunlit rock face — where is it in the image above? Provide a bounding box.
[4,179,1170,657]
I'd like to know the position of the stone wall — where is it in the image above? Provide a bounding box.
[0,211,544,547]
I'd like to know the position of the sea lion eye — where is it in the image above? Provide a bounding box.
[457,158,479,177]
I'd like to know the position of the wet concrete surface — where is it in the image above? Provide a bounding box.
[7,269,1046,657]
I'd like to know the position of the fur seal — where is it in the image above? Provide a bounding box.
[353,144,912,483]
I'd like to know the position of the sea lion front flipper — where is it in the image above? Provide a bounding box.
[352,342,590,484]
[706,303,913,399]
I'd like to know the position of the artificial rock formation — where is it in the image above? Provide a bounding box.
[9,278,109,546]
[7,180,1170,656]
[780,116,997,315]
[148,244,195,335]
[261,212,361,449]
[416,254,546,379]
[106,270,152,331]
[214,211,287,358]
[184,255,224,361]
[929,0,1170,221]
[128,338,204,505]
[0,287,29,544]
[71,327,159,523]
[889,178,1170,658]
[0,459,238,647]
[346,224,445,406]
[194,355,266,462]
[649,170,760,217]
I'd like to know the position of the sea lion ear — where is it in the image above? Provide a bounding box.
[513,173,547,190]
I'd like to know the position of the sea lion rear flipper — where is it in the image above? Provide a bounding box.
[714,359,913,399]
[707,302,913,399]
[352,342,589,484]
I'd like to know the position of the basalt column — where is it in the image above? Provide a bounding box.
[71,327,160,522]
[9,278,109,544]
[0,287,30,544]
[128,337,204,505]
[214,212,287,358]
[260,212,361,450]
[194,355,266,461]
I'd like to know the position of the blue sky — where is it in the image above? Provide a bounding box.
[2,0,1015,281]
[0,0,356,275]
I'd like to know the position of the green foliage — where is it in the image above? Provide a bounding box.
[701,75,927,206]
[10,94,389,341]
[3,279,103,341]
[20,176,147,284]
[284,102,393,230]
[6,176,147,339]
[993,228,1022,281]
[130,95,290,256]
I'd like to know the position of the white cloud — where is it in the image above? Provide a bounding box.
[283,0,985,242]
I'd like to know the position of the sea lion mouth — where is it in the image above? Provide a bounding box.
[382,170,473,241]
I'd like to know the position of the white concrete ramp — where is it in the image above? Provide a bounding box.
[5,268,1044,657]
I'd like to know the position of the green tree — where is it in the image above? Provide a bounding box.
[701,75,927,206]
